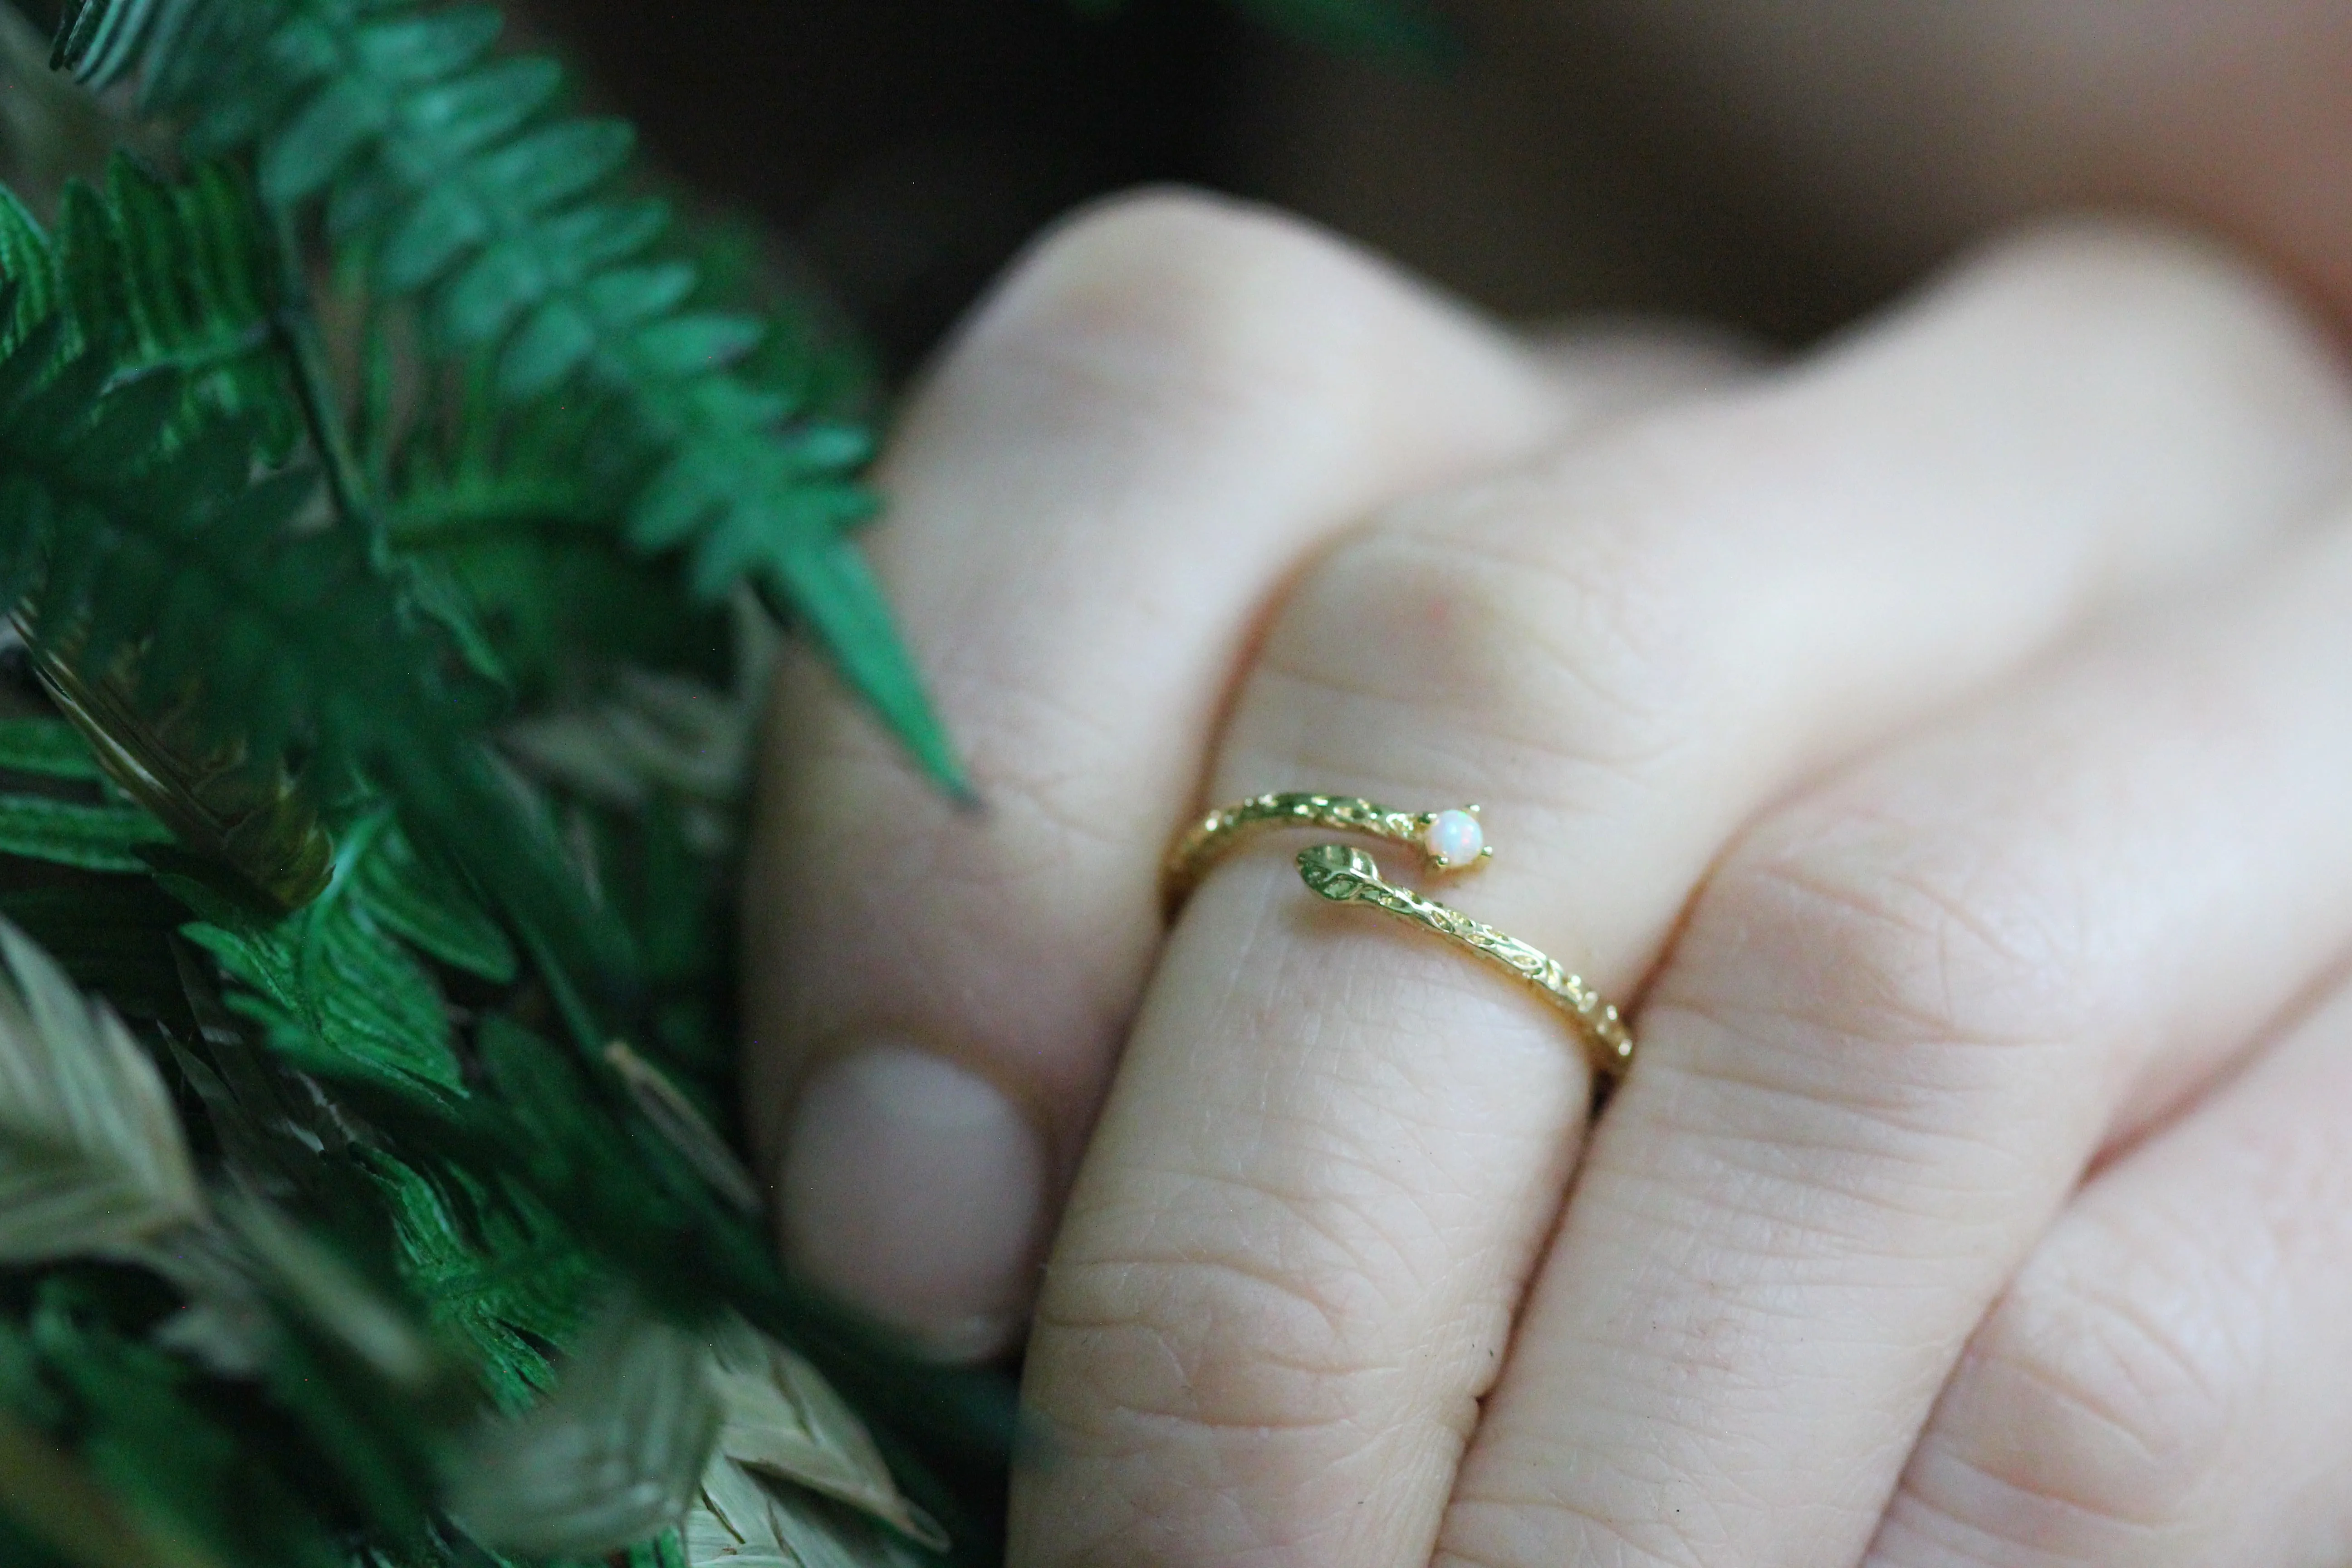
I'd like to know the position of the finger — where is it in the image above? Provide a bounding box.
[1527,317,1766,416]
[1441,507,2352,1568]
[1011,223,2352,1567]
[1865,966,2352,1568]
[745,190,1675,1356]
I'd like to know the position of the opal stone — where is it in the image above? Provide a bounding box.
[1424,808,1484,869]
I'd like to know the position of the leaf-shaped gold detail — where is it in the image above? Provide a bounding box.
[1295,842,1636,1078]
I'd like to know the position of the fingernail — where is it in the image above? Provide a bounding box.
[779,1042,1045,1361]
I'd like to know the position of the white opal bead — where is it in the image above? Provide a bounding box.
[1424,808,1484,869]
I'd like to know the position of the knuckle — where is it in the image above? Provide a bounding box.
[1032,1161,1504,1449]
[1701,808,2096,1063]
[1954,216,2307,335]
[955,186,1400,436]
[1655,812,2100,1177]
[1240,375,1934,799]
[1903,1229,2242,1552]
[1440,1484,1730,1568]
[1030,1249,1383,1444]
[1259,484,1700,790]
[1937,216,2352,422]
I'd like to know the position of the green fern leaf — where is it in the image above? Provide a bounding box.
[176,878,463,1096]
[0,793,170,872]
[53,0,969,793]
[59,159,268,372]
[49,0,201,91]
[380,120,638,293]
[0,268,635,1007]
[53,157,294,448]
[36,643,336,913]
[177,920,451,1092]
[0,188,57,353]
[436,194,663,348]
[363,1151,599,1411]
[352,816,516,984]
[4,20,994,1563]
[0,716,101,780]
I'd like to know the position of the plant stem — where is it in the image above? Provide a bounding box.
[266,201,386,567]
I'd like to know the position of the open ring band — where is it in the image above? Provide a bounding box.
[1164,792,1635,1080]
[1297,843,1634,1078]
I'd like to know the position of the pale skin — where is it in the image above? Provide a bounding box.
[745,5,2352,1564]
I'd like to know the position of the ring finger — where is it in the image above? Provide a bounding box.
[1010,224,2352,1568]
[1441,488,2352,1567]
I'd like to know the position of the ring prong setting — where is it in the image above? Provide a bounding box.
[1423,807,1488,871]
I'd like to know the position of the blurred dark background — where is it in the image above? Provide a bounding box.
[539,0,1885,386]
[546,0,1249,379]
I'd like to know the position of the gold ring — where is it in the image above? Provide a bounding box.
[1163,792,1635,1079]
[1163,792,1493,913]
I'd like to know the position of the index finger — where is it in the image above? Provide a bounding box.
[744,191,1650,1357]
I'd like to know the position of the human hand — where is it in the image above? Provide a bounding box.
[744,191,2352,1564]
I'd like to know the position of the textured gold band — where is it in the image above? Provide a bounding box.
[1163,791,1635,1079]
[1297,844,1634,1078]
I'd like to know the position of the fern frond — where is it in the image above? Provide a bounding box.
[54,157,294,447]
[448,1299,721,1558]
[363,1150,598,1410]
[0,188,57,352]
[0,281,633,1013]
[0,15,1010,1564]
[178,884,465,1098]
[47,0,198,91]
[54,0,966,793]
[35,645,335,910]
[0,715,101,779]
[0,913,203,1261]
[0,792,169,871]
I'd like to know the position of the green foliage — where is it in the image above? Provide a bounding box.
[0,716,102,779]
[177,873,466,1097]
[353,819,514,985]
[10,1274,355,1568]
[54,158,294,449]
[53,0,965,795]
[446,1304,720,1556]
[0,3,1014,1566]
[0,794,168,871]
[0,276,622,998]
[363,1152,595,1410]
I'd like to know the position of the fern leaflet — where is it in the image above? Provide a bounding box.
[55,0,967,793]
